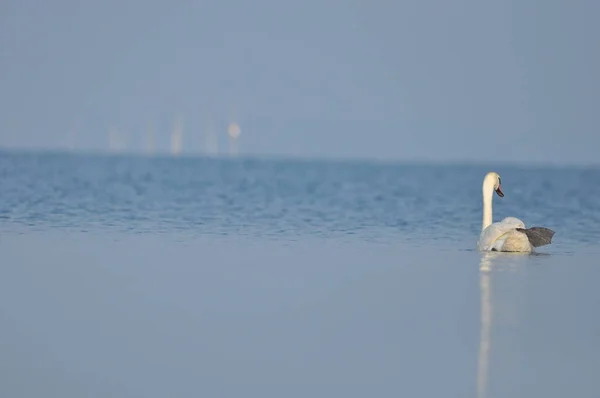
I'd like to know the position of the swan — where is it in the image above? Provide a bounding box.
[477,172,555,252]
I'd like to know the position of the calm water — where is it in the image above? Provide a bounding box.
[1,151,599,398]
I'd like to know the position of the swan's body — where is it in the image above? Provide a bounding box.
[477,172,554,252]
[477,216,531,252]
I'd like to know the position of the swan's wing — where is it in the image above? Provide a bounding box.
[516,227,555,247]
[478,220,524,251]
[499,217,526,228]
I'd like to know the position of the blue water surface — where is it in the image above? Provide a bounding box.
[1,151,599,398]
[1,151,599,246]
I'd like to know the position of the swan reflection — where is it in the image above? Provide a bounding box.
[477,250,549,397]
[477,252,497,398]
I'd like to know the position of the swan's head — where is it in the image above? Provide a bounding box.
[483,171,504,197]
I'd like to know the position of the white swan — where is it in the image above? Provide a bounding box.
[477,172,555,252]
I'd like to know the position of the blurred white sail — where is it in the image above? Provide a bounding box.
[170,115,183,156]
[145,122,156,155]
[227,105,241,156]
[204,118,218,156]
[108,126,127,153]
[227,122,241,156]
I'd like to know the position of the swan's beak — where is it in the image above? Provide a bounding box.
[495,185,504,197]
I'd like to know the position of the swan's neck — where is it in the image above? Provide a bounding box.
[482,186,493,231]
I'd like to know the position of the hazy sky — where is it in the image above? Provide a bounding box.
[1,0,598,164]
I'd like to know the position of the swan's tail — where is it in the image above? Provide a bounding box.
[516,227,555,247]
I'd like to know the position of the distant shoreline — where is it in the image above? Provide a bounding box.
[0,146,598,170]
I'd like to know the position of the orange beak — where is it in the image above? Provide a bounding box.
[495,185,504,197]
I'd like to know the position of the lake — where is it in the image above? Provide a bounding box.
[1,151,599,397]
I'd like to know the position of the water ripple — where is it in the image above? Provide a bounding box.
[1,151,599,246]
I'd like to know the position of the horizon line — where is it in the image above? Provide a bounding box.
[0,146,598,170]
